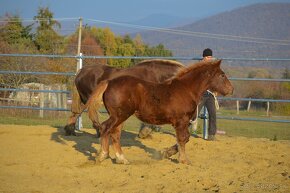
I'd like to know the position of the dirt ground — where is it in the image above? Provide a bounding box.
[0,124,289,193]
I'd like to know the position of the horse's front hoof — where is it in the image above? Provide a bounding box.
[98,151,109,162]
[115,153,130,164]
[64,124,76,136]
[116,157,130,165]
[179,158,191,165]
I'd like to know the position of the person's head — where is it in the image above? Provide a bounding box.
[202,48,213,57]
[202,48,214,61]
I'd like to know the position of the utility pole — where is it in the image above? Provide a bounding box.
[77,17,83,71]
[76,17,83,130]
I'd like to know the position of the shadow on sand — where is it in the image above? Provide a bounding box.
[50,126,165,162]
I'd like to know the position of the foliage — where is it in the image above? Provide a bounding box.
[0,15,38,88]
[67,26,172,68]
[66,26,106,66]
[33,7,64,54]
[0,14,34,47]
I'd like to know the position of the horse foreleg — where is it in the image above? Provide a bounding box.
[175,122,191,164]
[110,123,129,164]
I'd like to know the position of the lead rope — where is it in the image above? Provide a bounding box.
[206,90,220,110]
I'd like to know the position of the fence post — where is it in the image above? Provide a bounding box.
[247,100,251,112]
[39,84,44,118]
[62,85,67,110]
[236,100,239,115]
[75,17,83,131]
[57,85,62,109]
[202,107,208,140]
[266,101,270,116]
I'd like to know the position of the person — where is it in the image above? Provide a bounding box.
[190,48,219,141]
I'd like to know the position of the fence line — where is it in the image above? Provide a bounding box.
[0,54,289,124]
[219,97,290,103]
[0,71,75,76]
[1,53,290,61]
[0,88,70,94]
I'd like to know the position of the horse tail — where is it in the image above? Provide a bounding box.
[86,81,109,130]
[71,83,83,115]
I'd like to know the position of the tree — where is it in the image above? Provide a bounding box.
[0,14,38,88]
[66,26,106,66]
[144,43,173,57]
[33,6,63,54]
[282,68,290,79]
[0,14,34,48]
[133,34,145,56]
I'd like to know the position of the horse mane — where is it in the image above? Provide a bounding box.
[135,59,185,68]
[173,60,220,79]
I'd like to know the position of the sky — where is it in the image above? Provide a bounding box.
[1,0,290,23]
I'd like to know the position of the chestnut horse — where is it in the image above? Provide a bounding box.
[86,60,234,164]
[64,59,185,136]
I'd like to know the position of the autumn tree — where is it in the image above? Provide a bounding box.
[33,6,64,54]
[66,26,106,66]
[0,14,38,88]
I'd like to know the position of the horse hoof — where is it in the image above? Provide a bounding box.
[64,124,76,136]
[179,158,191,165]
[98,151,109,162]
[116,158,130,165]
[161,149,170,159]
[138,126,153,139]
[115,153,130,164]
[161,145,178,159]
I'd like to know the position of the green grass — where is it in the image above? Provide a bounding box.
[0,109,289,140]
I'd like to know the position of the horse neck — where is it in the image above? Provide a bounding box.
[177,65,213,99]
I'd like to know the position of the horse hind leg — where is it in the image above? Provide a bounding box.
[97,116,122,163]
[110,123,129,164]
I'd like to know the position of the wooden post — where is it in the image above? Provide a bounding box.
[247,100,251,112]
[48,86,52,108]
[39,84,44,118]
[266,101,270,116]
[62,85,67,110]
[236,100,239,115]
[57,85,62,109]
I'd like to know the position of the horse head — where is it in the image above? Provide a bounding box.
[207,60,234,96]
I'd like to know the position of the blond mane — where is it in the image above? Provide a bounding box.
[173,60,220,79]
[136,59,185,68]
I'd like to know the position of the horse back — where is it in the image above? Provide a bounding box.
[104,76,196,125]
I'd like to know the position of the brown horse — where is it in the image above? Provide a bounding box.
[86,60,234,164]
[64,59,185,136]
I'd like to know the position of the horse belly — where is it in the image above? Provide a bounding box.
[135,110,171,125]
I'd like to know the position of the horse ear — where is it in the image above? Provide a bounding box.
[214,59,222,68]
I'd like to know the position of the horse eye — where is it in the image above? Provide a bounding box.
[220,74,225,78]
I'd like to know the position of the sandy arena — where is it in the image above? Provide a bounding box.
[0,124,289,193]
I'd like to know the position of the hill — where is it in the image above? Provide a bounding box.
[136,3,290,61]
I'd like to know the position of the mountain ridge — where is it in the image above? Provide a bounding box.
[134,3,290,60]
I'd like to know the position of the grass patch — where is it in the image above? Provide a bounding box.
[0,108,289,140]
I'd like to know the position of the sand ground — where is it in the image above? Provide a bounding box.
[0,124,289,193]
